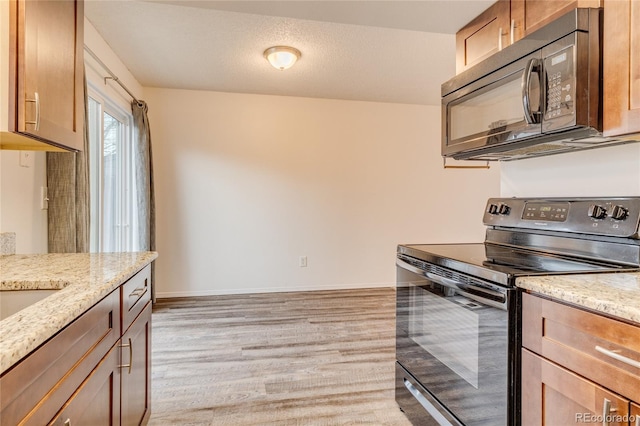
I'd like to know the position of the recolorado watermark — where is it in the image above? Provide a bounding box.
[576,413,637,423]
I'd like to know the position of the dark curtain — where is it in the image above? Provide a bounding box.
[132,100,156,302]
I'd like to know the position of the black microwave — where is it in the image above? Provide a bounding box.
[441,8,621,161]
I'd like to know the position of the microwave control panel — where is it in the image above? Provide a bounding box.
[544,45,575,121]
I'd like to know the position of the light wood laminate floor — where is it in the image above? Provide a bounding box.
[149,288,412,425]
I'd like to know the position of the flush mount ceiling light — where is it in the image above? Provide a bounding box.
[264,46,301,70]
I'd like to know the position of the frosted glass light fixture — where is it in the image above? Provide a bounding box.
[264,46,301,70]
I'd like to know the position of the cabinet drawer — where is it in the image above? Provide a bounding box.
[0,289,120,425]
[522,292,640,401]
[121,264,151,333]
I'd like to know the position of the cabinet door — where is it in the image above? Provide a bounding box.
[121,302,152,426]
[50,344,121,426]
[13,0,84,151]
[510,0,601,39]
[455,0,511,73]
[603,0,640,137]
[522,349,629,426]
[632,403,640,426]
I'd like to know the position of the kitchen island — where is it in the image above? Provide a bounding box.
[0,252,156,425]
[0,252,157,373]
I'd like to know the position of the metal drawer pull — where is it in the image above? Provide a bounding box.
[118,338,133,374]
[403,379,455,426]
[129,287,147,298]
[64,419,71,426]
[25,92,40,131]
[498,27,503,51]
[595,346,640,369]
[129,280,148,298]
[602,398,616,426]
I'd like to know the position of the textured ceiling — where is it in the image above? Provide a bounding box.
[85,0,494,105]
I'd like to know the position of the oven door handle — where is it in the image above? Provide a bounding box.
[397,258,508,310]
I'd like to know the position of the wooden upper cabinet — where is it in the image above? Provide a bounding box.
[456,0,511,73]
[603,0,640,138]
[511,0,602,38]
[455,0,603,74]
[2,0,84,151]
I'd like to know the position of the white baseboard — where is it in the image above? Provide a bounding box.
[155,281,395,299]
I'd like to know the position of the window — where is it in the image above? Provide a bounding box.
[87,89,139,253]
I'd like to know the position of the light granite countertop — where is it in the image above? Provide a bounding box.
[516,272,640,325]
[0,252,158,374]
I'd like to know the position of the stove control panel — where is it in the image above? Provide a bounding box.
[483,197,640,238]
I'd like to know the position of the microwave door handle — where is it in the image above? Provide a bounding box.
[522,58,541,124]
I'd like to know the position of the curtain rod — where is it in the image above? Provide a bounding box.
[84,46,142,105]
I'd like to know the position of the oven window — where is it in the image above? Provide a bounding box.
[409,288,480,388]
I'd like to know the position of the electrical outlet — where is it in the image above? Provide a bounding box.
[299,256,308,267]
[19,151,34,168]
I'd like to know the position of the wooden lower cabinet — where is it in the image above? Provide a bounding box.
[0,290,120,425]
[121,302,152,426]
[51,344,121,426]
[521,292,640,426]
[522,349,630,426]
[0,265,153,425]
[632,403,640,426]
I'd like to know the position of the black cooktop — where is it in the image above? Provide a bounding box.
[398,243,638,287]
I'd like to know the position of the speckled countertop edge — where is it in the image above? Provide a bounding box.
[516,271,640,325]
[0,252,158,374]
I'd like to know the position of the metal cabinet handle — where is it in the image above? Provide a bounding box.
[510,19,515,44]
[498,27,503,51]
[595,345,640,369]
[118,338,133,374]
[602,398,617,426]
[129,287,147,298]
[25,92,40,131]
[64,419,71,426]
[129,279,148,298]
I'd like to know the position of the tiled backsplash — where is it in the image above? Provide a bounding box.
[0,233,16,255]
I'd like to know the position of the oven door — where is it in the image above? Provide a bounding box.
[395,255,520,426]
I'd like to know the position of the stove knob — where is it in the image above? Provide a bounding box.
[610,205,629,221]
[497,203,510,215]
[487,203,499,215]
[587,204,607,219]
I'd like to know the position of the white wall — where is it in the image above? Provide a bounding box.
[84,18,144,110]
[500,143,640,197]
[145,88,501,297]
[0,19,144,254]
[0,1,47,253]
[0,151,48,253]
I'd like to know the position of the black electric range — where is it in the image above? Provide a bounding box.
[395,197,640,426]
